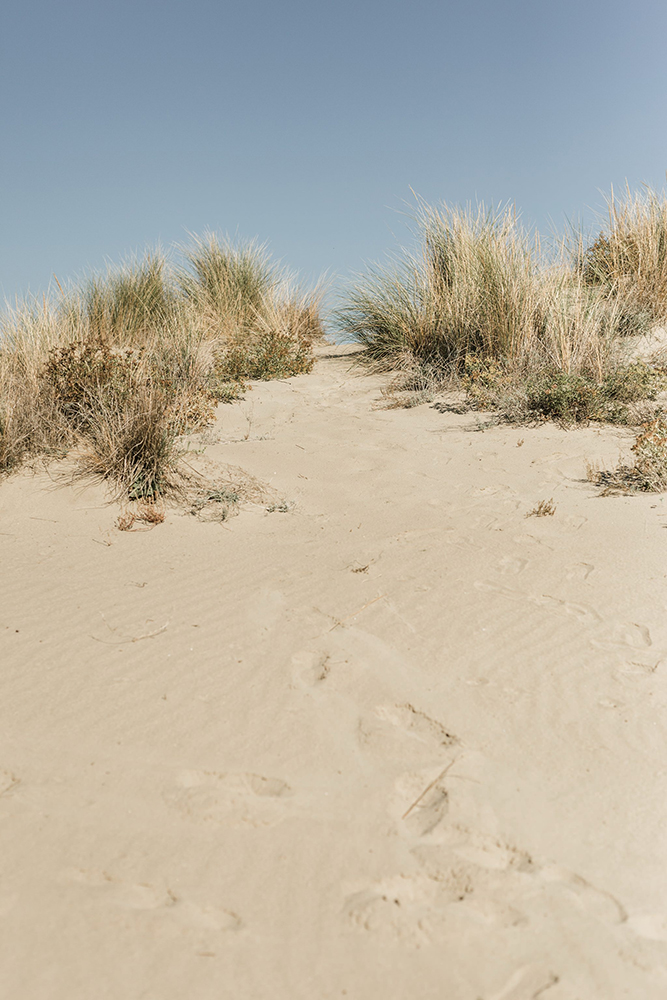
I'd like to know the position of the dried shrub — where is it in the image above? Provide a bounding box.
[42,339,144,428]
[595,417,667,493]
[217,329,315,381]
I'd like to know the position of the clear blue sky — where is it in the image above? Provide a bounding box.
[2,0,667,303]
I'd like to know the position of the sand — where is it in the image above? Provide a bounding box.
[1,343,667,998]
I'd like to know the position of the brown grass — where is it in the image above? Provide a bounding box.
[526,498,556,517]
[338,195,667,421]
[592,416,667,494]
[0,239,324,508]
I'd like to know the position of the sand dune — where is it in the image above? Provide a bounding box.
[1,344,667,998]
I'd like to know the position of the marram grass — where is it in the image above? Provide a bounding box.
[337,193,667,423]
[0,237,324,498]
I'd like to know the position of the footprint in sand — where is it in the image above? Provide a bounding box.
[564,561,594,580]
[62,869,176,910]
[591,621,652,651]
[496,556,528,575]
[393,752,629,937]
[538,864,627,925]
[392,765,454,838]
[0,771,19,797]
[290,648,331,688]
[344,874,438,946]
[474,581,602,626]
[165,769,292,826]
[62,869,241,929]
[590,622,665,675]
[358,703,458,762]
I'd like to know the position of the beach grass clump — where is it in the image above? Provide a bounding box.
[338,197,666,421]
[0,239,324,501]
[66,252,177,344]
[338,202,543,374]
[179,233,322,381]
[77,389,179,500]
[580,185,667,325]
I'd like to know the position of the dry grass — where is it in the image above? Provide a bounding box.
[338,196,667,421]
[0,239,324,505]
[579,184,667,326]
[592,417,667,493]
[527,498,556,517]
[179,233,324,381]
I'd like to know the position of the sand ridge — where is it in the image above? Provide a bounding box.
[1,344,667,998]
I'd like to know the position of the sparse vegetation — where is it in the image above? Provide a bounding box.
[0,238,324,505]
[527,498,556,517]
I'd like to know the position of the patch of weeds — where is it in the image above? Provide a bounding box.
[594,416,667,493]
[266,501,290,513]
[462,356,667,424]
[188,486,240,522]
[218,330,315,381]
[527,498,556,517]
[207,376,248,404]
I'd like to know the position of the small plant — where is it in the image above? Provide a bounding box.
[136,502,166,524]
[594,416,667,493]
[116,501,166,530]
[217,329,314,381]
[188,486,241,522]
[527,498,556,517]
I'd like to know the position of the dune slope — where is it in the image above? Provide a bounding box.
[1,345,667,999]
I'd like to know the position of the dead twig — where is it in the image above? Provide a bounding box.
[90,619,169,645]
[328,594,387,631]
[402,759,457,820]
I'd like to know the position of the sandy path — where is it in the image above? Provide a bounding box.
[1,345,667,998]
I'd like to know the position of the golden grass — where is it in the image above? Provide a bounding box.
[579,183,667,325]
[337,195,667,422]
[0,238,324,499]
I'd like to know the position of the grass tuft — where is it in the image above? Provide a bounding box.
[338,194,667,422]
[0,238,324,508]
[579,184,667,325]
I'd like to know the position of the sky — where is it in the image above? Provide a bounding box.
[2,0,667,305]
